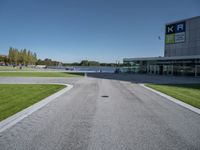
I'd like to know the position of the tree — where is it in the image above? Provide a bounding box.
[12,48,18,64]
[8,47,37,65]
[88,61,100,66]
[8,47,15,64]
[80,60,89,66]
[80,60,100,66]
[18,49,23,64]
[33,52,37,64]
[22,49,27,65]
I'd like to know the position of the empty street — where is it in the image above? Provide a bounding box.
[0,74,200,150]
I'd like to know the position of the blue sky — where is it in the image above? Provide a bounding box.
[0,0,199,63]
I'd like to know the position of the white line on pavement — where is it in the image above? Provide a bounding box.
[139,84,200,115]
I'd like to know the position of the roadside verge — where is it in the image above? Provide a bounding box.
[139,84,200,115]
[0,83,73,133]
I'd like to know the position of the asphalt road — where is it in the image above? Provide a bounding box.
[0,75,200,150]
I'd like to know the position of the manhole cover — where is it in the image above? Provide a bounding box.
[101,95,109,98]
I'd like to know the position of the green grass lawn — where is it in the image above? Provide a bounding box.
[146,84,200,109]
[0,84,65,121]
[0,72,84,77]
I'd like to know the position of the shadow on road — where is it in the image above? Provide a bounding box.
[87,73,200,84]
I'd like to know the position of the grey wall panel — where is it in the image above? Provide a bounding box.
[197,30,200,40]
[165,16,200,57]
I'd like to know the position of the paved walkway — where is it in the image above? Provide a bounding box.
[0,75,200,150]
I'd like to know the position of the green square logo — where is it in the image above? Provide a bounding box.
[165,34,175,44]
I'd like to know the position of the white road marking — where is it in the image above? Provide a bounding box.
[140,84,200,115]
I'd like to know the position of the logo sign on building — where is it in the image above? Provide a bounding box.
[165,21,185,44]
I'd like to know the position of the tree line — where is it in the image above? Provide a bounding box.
[1,47,120,67]
[8,47,37,65]
[63,60,117,67]
[1,47,63,66]
[36,58,61,66]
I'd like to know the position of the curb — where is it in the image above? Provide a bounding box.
[0,83,73,133]
[139,84,200,115]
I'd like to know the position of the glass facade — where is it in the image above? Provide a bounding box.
[123,58,200,77]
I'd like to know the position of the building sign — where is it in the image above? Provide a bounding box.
[165,21,185,44]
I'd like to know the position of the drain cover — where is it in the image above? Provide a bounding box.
[101,95,109,98]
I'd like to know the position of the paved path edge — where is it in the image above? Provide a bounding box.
[139,84,200,115]
[0,83,73,133]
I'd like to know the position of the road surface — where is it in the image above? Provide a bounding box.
[0,75,200,150]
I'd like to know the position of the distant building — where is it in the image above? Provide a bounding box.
[123,16,200,76]
[35,65,47,69]
[0,54,8,66]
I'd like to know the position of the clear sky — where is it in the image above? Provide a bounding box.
[0,0,199,63]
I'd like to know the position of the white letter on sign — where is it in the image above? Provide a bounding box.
[168,26,174,33]
[177,24,184,32]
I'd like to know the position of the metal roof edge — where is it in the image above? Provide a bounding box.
[165,16,200,25]
[124,55,200,61]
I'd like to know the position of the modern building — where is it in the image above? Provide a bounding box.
[123,16,200,76]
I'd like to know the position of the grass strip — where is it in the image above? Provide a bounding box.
[146,84,200,109]
[0,84,65,121]
[0,72,83,77]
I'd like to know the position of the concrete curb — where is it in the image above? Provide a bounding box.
[0,83,73,133]
[139,84,200,115]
